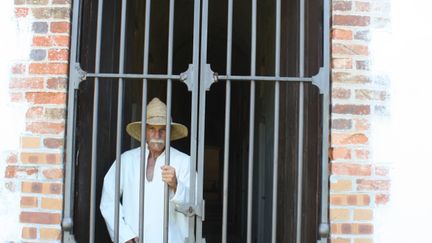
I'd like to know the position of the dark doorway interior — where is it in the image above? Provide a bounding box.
[73,0,323,242]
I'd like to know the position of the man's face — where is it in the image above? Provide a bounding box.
[146,124,166,154]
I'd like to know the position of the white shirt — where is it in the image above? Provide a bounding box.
[100,147,191,243]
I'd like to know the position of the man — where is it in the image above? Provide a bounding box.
[100,97,191,243]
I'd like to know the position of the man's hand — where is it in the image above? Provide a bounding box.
[161,165,177,193]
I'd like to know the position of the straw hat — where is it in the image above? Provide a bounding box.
[126,98,188,141]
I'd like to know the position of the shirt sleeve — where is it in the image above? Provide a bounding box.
[170,154,191,205]
[100,157,137,243]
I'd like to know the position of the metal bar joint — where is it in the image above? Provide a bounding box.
[319,223,330,238]
[311,67,329,95]
[70,63,87,89]
[202,64,218,91]
[180,64,195,91]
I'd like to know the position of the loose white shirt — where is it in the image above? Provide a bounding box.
[100,147,191,243]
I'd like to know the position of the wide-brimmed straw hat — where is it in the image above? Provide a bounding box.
[126,98,188,141]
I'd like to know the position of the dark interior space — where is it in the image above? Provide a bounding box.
[72,0,324,242]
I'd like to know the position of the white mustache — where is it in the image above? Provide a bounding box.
[149,139,165,144]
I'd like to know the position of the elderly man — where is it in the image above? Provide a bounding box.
[100,97,191,243]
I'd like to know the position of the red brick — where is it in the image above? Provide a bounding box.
[15,0,26,4]
[9,78,44,89]
[332,58,353,69]
[22,227,37,239]
[332,133,368,145]
[332,118,352,130]
[355,149,370,159]
[20,212,61,224]
[53,0,71,3]
[332,28,353,40]
[50,22,70,33]
[331,179,352,192]
[331,147,352,159]
[332,223,373,234]
[357,179,390,191]
[21,181,62,194]
[333,104,370,115]
[331,238,350,243]
[43,138,64,148]
[333,1,352,11]
[26,122,65,134]
[355,89,387,101]
[332,72,371,84]
[32,7,70,19]
[333,15,370,26]
[25,92,66,104]
[20,196,38,208]
[48,49,69,61]
[332,163,372,176]
[26,0,49,4]
[47,77,67,90]
[21,152,62,164]
[29,63,68,75]
[375,194,389,205]
[330,208,350,221]
[332,88,351,99]
[354,209,373,220]
[11,64,26,74]
[26,107,44,119]
[32,36,70,47]
[354,118,370,131]
[15,7,29,17]
[331,194,370,206]
[43,168,64,179]
[7,166,38,178]
[355,1,370,12]
[40,227,62,240]
[356,60,369,70]
[42,197,63,210]
[45,108,65,120]
[22,136,42,148]
[333,43,369,56]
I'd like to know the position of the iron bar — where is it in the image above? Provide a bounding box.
[271,0,281,241]
[138,0,152,240]
[186,0,202,241]
[89,0,104,240]
[218,75,312,82]
[197,0,210,240]
[62,0,81,239]
[163,0,175,241]
[246,0,257,241]
[86,73,181,80]
[114,0,128,241]
[221,0,233,241]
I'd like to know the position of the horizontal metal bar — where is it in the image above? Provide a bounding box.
[86,73,181,80]
[218,75,313,82]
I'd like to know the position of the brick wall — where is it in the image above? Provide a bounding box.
[330,0,391,242]
[0,0,70,241]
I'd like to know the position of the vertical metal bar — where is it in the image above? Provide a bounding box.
[197,0,210,240]
[246,0,257,241]
[271,0,281,241]
[138,0,152,240]
[163,0,175,241]
[63,0,81,240]
[114,0,128,242]
[318,0,331,241]
[89,0,104,241]
[221,0,233,241]
[295,0,305,241]
[187,0,201,240]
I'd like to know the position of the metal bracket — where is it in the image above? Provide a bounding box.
[311,67,329,95]
[180,64,195,91]
[70,62,87,90]
[202,64,218,91]
[184,237,207,243]
[175,200,205,219]
[319,222,330,238]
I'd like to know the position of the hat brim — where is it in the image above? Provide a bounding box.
[126,121,188,142]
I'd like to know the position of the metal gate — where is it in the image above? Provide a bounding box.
[62,0,331,242]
